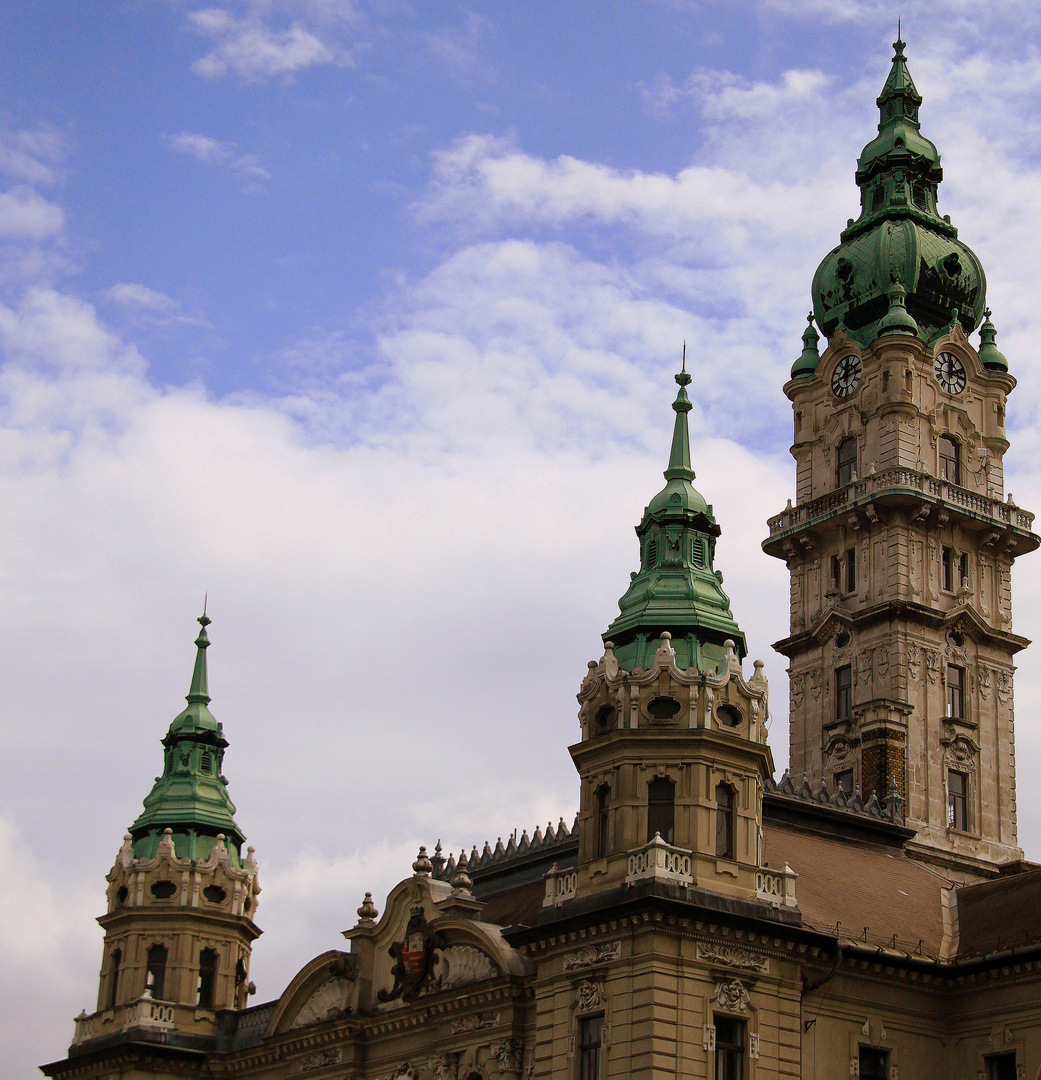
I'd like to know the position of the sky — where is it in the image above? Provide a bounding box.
[6,2,1041,1076]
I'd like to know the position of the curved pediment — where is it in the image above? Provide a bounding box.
[265,950,359,1036]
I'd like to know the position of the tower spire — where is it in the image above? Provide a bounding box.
[664,346,695,483]
[187,608,211,705]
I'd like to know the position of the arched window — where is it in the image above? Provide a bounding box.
[715,783,735,860]
[596,785,610,859]
[107,949,122,1009]
[145,944,168,1000]
[939,436,960,485]
[197,948,219,1009]
[647,777,675,845]
[837,437,858,487]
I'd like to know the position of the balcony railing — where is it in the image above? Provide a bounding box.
[625,833,693,887]
[543,863,578,907]
[755,863,798,908]
[767,468,1035,538]
[71,993,176,1046]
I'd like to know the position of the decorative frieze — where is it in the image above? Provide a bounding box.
[451,1012,499,1034]
[562,942,621,971]
[696,943,769,974]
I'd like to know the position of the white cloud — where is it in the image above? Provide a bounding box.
[105,283,209,328]
[167,132,271,192]
[0,186,63,239]
[188,5,348,79]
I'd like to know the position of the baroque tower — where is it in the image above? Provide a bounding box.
[563,364,796,911]
[763,36,1039,876]
[72,613,261,1049]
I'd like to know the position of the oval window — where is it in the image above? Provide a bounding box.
[647,697,681,721]
[595,704,616,732]
[717,704,742,728]
[203,885,227,904]
[150,881,177,900]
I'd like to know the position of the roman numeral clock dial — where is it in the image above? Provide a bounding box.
[830,354,862,398]
[934,351,966,394]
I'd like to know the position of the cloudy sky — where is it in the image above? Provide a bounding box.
[5,2,1041,1075]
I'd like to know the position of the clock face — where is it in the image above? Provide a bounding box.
[934,351,967,394]
[831,354,862,398]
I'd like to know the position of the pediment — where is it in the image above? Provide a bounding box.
[266,951,358,1036]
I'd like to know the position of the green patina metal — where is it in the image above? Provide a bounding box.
[129,613,246,865]
[978,308,1009,372]
[604,364,746,673]
[791,313,821,378]
[807,34,988,356]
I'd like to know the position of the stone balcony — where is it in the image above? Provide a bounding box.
[765,467,1036,554]
[625,833,694,887]
[542,863,578,908]
[72,993,176,1046]
[754,863,798,908]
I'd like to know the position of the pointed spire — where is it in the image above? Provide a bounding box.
[877,24,922,128]
[978,308,1009,371]
[878,281,919,336]
[664,345,695,483]
[791,313,821,378]
[187,608,211,706]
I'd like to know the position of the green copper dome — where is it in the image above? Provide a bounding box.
[129,613,246,865]
[809,34,987,351]
[604,363,746,673]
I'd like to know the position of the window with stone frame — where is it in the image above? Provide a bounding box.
[715,782,735,861]
[145,944,168,1000]
[939,435,960,485]
[646,776,675,845]
[947,770,968,832]
[835,769,854,796]
[107,948,122,1009]
[986,1052,1017,1080]
[830,549,856,594]
[859,1046,889,1079]
[946,665,964,719]
[578,1014,603,1080]
[197,947,219,1009]
[715,1016,745,1080]
[837,437,858,487]
[942,546,954,592]
[595,784,610,860]
[835,665,853,721]
[959,552,969,589]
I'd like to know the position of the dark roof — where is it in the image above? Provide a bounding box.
[956,868,1041,959]
[762,817,953,958]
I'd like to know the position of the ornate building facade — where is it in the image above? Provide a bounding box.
[43,37,1041,1080]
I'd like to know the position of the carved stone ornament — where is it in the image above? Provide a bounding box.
[791,674,805,708]
[562,942,621,972]
[290,978,354,1029]
[378,906,443,1003]
[386,1065,417,1080]
[715,979,751,1013]
[451,1012,499,1034]
[925,649,941,685]
[978,664,992,700]
[696,943,769,974]
[908,642,921,681]
[575,980,605,1013]
[809,668,823,702]
[876,644,889,681]
[299,1048,343,1073]
[428,945,498,992]
[428,1054,454,1080]
[492,1039,524,1074]
[944,736,977,768]
[996,669,1012,705]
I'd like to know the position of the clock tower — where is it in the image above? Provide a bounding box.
[763,35,1039,876]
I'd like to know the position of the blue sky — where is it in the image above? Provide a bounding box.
[6,3,1041,1076]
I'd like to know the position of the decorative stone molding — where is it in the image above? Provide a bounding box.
[543,864,577,908]
[715,979,751,1013]
[755,864,798,908]
[562,942,621,971]
[299,1048,342,1073]
[696,943,769,974]
[289,977,354,1029]
[451,1012,499,1034]
[492,1039,524,1074]
[575,980,605,1013]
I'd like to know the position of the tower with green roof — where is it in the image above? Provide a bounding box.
[566,364,780,907]
[83,614,261,1049]
[763,34,1039,876]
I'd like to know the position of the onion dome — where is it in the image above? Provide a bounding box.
[978,309,1009,371]
[129,612,246,864]
[604,359,746,673]
[811,33,986,347]
[791,313,822,378]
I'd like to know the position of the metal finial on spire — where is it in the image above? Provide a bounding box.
[675,342,691,389]
[682,340,686,373]
[894,17,906,58]
[199,593,210,628]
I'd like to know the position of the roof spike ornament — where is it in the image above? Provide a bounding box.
[792,312,821,378]
[978,308,1009,371]
[187,607,212,706]
[602,354,746,673]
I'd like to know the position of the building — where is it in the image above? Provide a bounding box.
[43,35,1041,1080]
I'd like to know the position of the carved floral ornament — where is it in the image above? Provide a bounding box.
[298,1048,342,1073]
[696,943,769,974]
[562,942,621,971]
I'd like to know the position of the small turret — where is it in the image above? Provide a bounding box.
[72,612,260,1056]
[978,308,1009,371]
[791,313,821,378]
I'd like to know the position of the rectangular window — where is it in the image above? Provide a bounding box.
[831,553,841,592]
[715,783,735,861]
[835,769,854,795]
[197,948,218,1009]
[145,944,167,1001]
[837,438,858,487]
[108,949,122,1010]
[715,1016,745,1080]
[832,550,856,594]
[942,546,954,592]
[578,1015,603,1080]
[947,665,964,719]
[859,1047,889,1079]
[986,1052,1017,1080]
[596,787,610,860]
[959,553,969,589]
[939,436,960,485]
[835,665,852,721]
[948,770,968,832]
[647,777,675,845]
[845,549,856,593]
